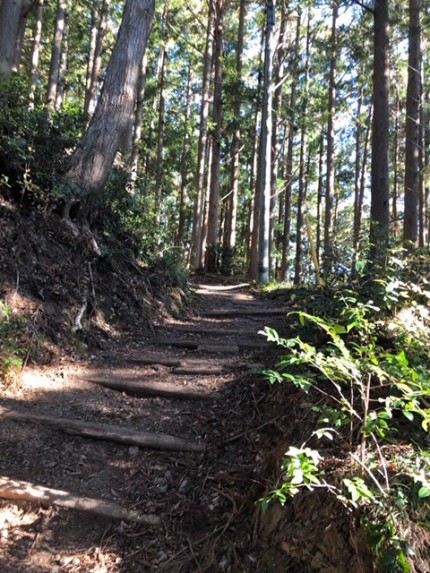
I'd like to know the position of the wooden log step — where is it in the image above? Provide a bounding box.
[172,362,262,375]
[155,338,268,352]
[201,308,285,317]
[107,356,262,372]
[0,476,160,525]
[197,344,240,354]
[190,283,250,291]
[0,407,204,453]
[154,325,261,337]
[155,339,199,350]
[84,376,217,400]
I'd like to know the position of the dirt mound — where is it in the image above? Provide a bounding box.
[0,194,183,373]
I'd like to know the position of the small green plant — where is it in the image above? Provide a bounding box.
[0,301,27,387]
[259,280,430,572]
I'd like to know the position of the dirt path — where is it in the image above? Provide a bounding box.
[0,283,286,572]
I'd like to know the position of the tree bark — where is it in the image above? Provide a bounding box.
[191,1,215,270]
[0,0,26,73]
[60,0,154,213]
[154,7,169,227]
[280,9,300,281]
[205,0,224,273]
[369,0,390,265]
[223,0,246,252]
[257,0,276,284]
[177,64,192,246]
[46,0,67,109]
[128,51,149,193]
[293,10,311,286]
[84,0,110,117]
[403,0,421,250]
[28,0,44,109]
[322,0,338,277]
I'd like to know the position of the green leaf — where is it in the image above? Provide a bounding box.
[418,486,430,498]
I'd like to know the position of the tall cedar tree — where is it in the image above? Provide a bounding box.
[61,0,154,221]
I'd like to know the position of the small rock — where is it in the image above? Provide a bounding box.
[0,529,8,539]
[179,477,191,494]
[58,556,73,566]
[128,446,139,456]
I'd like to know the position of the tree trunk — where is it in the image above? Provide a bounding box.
[128,51,149,193]
[369,0,390,265]
[12,0,32,72]
[403,0,421,250]
[60,0,154,213]
[270,5,287,275]
[293,9,311,286]
[223,0,246,253]
[257,0,276,285]
[46,0,67,109]
[55,11,69,107]
[0,0,25,73]
[392,81,400,238]
[84,0,110,117]
[248,26,265,280]
[316,133,324,265]
[177,64,193,246]
[191,1,215,270]
[322,0,338,277]
[280,9,300,281]
[28,0,44,110]
[205,0,224,273]
[154,8,169,227]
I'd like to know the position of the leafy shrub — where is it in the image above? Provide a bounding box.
[259,277,430,572]
[0,301,28,388]
[146,250,189,292]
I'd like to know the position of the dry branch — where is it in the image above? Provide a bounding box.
[0,476,160,525]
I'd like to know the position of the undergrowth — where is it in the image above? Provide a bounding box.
[259,259,430,572]
[0,301,28,388]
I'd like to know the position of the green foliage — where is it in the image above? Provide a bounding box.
[259,276,430,571]
[146,250,189,292]
[0,301,27,387]
[0,74,83,204]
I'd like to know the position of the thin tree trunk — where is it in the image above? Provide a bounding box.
[154,9,169,227]
[12,0,32,72]
[177,64,192,246]
[403,0,421,250]
[84,8,98,115]
[392,81,400,238]
[223,0,246,252]
[28,0,44,110]
[316,133,324,265]
[353,102,372,272]
[280,9,300,281]
[46,0,67,109]
[191,1,215,270]
[84,0,110,117]
[248,26,265,280]
[128,51,149,193]
[55,12,69,107]
[322,0,338,276]
[257,0,276,285]
[205,0,224,273]
[293,9,311,286]
[369,0,390,265]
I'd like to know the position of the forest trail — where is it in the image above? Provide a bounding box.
[0,283,286,573]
